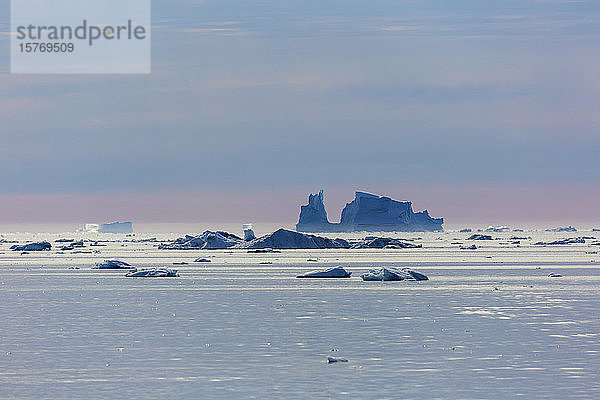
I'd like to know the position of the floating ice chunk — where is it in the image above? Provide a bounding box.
[327,357,348,363]
[296,266,352,278]
[351,237,421,249]
[548,273,563,277]
[10,242,51,251]
[534,238,586,245]
[467,234,493,240]
[247,248,280,253]
[194,258,211,262]
[485,226,509,232]
[460,244,478,250]
[159,231,242,250]
[92,260,132,269]
[126,267,179,277]
[243,228,350,249]
[361,267,428,281]
[546,226,577,232]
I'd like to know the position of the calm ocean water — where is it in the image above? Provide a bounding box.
[1,229,599,399]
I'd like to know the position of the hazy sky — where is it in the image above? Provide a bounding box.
[1,0,599,225]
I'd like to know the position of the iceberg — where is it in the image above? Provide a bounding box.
[98,222,134,234]
[243,228,350,249]
[360,267,428,281]
[296,190,443,232]
[92,260,133,269]
[126,267,179,277]
[296,266,352,278]
[243,224,256,241]
[485,226,510,232]
[159,228,430,251]
[159,231,243,250]
[327,357,348,363]
[247,248,280,253]
[534,237,586,245]
[546,226,577,232]
[351,237,421,249]
[10,242,51,251]
[467,234,493,240]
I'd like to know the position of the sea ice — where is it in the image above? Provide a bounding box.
[485,226,509,232]
[351,237,421,249]
[467,234,493,240]
[159,231,242,250]
[296,266,352,278]
[327,357,348,363]
[534,238,586,245]
[546,226,577,232]
[125,267,179,277]
[92,260,133,269]
[243,229,350,249]
[361,267,428,281]
[10,242,51,251]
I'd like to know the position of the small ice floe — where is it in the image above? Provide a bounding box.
[534,238,586,245]
[485,226,510,232]
[546,226,577,232]
[548,273,563,278]
[327,357,348,363]
[307,258,319,262]
[194,258,211,263]
[459,228,472,233]
[173,261,188,265]
[59,240,85,251]
[296,266,352,278]
[460,244,478,250]
[247,248,280,253]
[92,260,133,269]
[351,237,422,249]
[467,234,493,240]
[126,267,179,277]
[259,261,273,265]
[361,267,428,281]
[10,242,51,251]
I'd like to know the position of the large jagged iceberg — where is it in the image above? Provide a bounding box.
[296,190,443,232]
